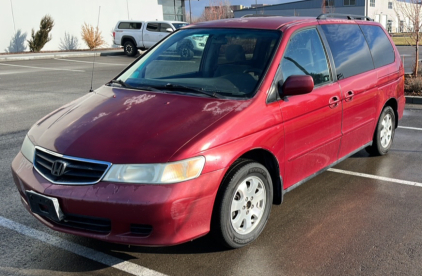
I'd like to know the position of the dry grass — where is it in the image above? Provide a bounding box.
[391,33,418,46]
[81,23,105,49]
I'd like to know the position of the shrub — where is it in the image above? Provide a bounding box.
[405,76,422,93]
[27,15,54,52]
[81,23,105,49]
[5,29,27,53]
[59,32,79,50]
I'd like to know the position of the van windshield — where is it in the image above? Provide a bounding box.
[116,28,281,99]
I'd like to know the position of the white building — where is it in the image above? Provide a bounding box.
[234,0,415,33]
[1,0,186,53]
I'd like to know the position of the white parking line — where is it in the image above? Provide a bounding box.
[55,58,128,66]
[0,216,166,276]
[0,63,84,72]
[328,168,422,187]
[398,126,422,131]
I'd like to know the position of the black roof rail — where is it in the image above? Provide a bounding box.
[241,14,281,18]
[317,13,374,21]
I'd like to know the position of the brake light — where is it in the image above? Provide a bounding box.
[113,32,115,38]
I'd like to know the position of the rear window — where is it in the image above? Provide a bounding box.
[118,22,142,29]
[321,24,374,80]
[360,25,395,68]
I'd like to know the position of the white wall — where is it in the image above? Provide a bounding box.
[1,0,164,53]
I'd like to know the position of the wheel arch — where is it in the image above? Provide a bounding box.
[220,148,283,205]
[383,98,398,128]
[121,36,137,47]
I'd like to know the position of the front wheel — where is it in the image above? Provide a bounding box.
[366,106,396,156]
[212,160,273,248]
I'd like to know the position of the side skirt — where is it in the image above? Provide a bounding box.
[285,141,372,193]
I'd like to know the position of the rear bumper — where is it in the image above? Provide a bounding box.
[11,152,224,246]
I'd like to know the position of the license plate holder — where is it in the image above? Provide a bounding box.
[26,190,64,222]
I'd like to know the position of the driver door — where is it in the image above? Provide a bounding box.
[279,28,342,189]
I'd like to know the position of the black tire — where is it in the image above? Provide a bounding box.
[212,160,273,249]
[366,106,396,156]
[179,41,194,60]
[123,41,137,57]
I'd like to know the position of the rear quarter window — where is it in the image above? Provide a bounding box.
[360,25,395,68]
[321,24,374,80]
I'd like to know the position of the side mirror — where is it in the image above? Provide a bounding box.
[166,28,173,33]
[278,75,314,97]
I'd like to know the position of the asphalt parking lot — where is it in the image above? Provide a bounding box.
[1,56,422,276]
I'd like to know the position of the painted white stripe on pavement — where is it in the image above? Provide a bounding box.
[0,63,84,72]
[328,168,422,187]
[0,216,166,276]
[55,58,128,66]
[398,126,422,131]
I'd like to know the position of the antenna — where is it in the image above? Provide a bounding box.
[89,6,101,92]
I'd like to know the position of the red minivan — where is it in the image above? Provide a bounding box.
[12,14,405,248]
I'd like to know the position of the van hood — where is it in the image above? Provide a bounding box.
[28,86,243,164]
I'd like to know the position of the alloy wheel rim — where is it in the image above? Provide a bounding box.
[126,45,133,54]
[380,113,393,148]
[230,176,266,235]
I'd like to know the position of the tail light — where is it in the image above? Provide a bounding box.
[113,32,115,38]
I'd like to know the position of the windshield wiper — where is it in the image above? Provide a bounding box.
[108,80,161,92]
[162,83,222,98]
[108,79,131,88]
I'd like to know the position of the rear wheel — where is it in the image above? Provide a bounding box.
[123,41,137,57]
[212,160,273,248]
[366,106,395,156]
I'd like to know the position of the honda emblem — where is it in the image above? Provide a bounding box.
[51,160,67,177]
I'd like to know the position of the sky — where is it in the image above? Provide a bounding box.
[186,0,283,17]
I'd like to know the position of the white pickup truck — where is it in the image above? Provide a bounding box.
[113,20,188,56]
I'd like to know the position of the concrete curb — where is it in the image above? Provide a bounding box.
[0,50,125,62]
[405,96,422,104]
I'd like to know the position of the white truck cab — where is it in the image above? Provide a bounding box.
[113,20,188,56]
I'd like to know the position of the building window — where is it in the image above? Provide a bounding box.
[387,20,393,32]
[325,0,334,6]
[344,0,356,6]
[162,0,185,21]
[388,2,392,9]
[370,0,375,7]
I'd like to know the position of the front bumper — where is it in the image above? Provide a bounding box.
[11,152,224,246]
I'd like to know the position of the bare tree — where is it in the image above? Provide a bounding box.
[395,0,422,76]
[321,0,335,14]
[5,30,27,53]
[199,0,233,22]
[59,32,79,50]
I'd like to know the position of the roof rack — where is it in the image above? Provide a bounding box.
[241,14,281,18]
[317,13,373,21]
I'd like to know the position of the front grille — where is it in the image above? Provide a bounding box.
[57,214,111,234]
[34,147,111,185]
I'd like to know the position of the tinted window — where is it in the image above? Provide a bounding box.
[281,28,331,86]
[118,22,142,29]
[321,24,374,79]
[173,23,188,29]
[360,25,395,68]
[147,23,159,32]
[118,22,130,29]
[130,23,142,29]
[160,23,172,32]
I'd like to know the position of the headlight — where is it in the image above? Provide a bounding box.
[103,156,205,184]
[21,135,35,163]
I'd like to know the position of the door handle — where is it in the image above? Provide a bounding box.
[345,90,354,101]
[329,96,340,108]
